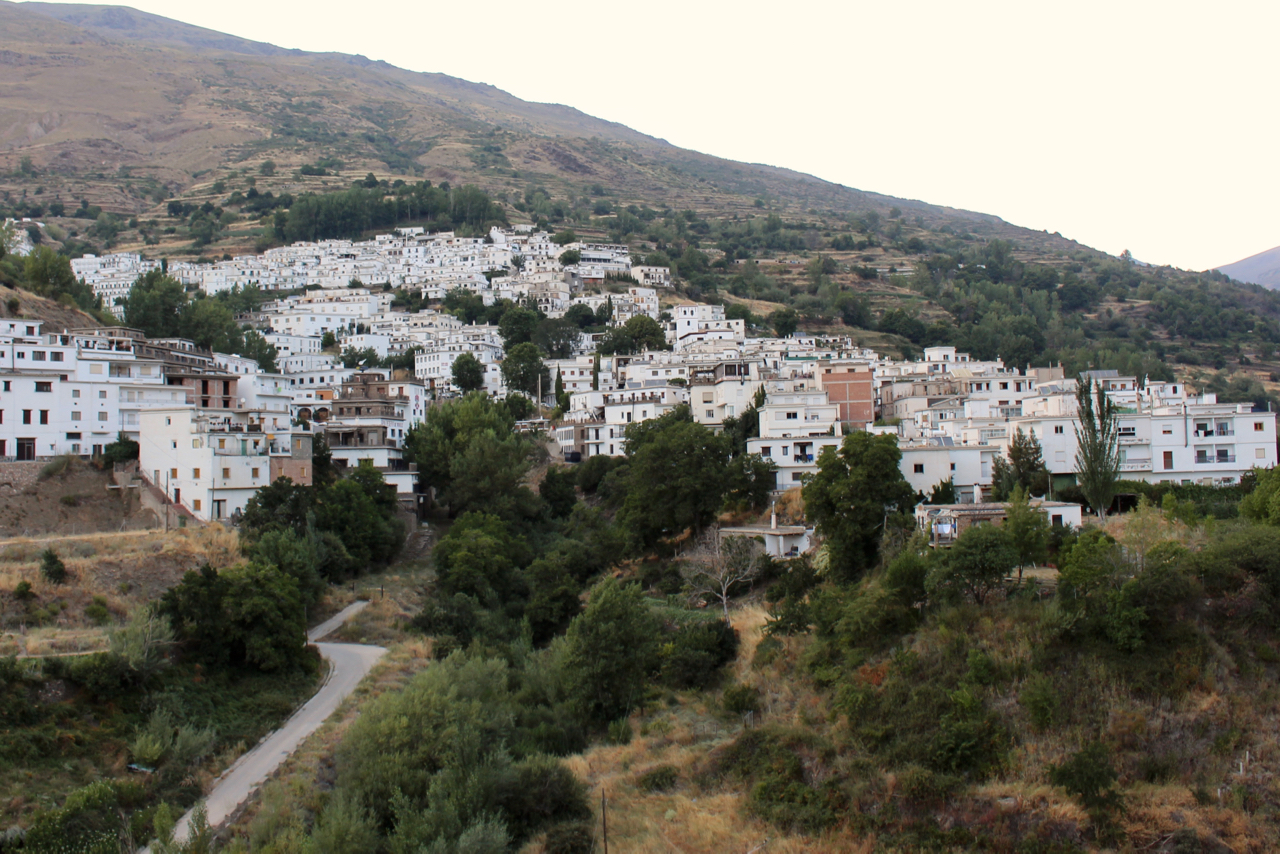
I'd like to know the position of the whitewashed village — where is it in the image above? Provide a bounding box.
[1,223,1272,544]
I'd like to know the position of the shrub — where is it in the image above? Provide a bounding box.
[60,494,80,507]
[1048,741,1122,814]
[896,764,962,807]
[723,683,761,714]
[85,595,111,626]
[658,618,739,689]
[13,580,34,601]
[40,548,67,584]
[637,764,678,792]
[607,719,633,745]
[542,822,595,854]
[38,454,74,480]
[1019,675,1059,730]
[576,454,621,494]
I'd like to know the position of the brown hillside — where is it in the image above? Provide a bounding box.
[0,282,101,331]
[0,0,1084,257]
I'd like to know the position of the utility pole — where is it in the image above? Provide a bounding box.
[601,792,608,854]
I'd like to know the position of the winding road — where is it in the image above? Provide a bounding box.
[165,601,386,846]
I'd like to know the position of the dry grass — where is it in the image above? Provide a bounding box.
[0,524,241,652]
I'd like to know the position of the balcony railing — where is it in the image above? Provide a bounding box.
[793,454,815,463]
[1194,429,1235,438]
[1196,455,1237,464]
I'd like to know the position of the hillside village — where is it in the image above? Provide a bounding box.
[0,222,1272,528]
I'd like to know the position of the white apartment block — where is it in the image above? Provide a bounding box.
[138,407,313,523]
[746,383,842,490]
[0,323,175,458]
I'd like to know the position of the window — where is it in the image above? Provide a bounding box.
[222,468,230,479]
[1162,424,1172,435]
[97,412,108,421]
[37,411,45,425]
[34,382,51,393]
[71,389,80,398]
[22,410,31,425]
[90,363,102,374]
[98,390,107,399]
[1256,422,1266,432]
[785,411,798,420]
[252,467,260,479]
[193,499,202,512]
[1054,425,1064,434]
[950,463,956,471]
[32,351,45,361]
[71,411,81,421]
[792,472,804,481]
[1258,448,1268,459]
[761,446,772,457]
[1,381,7,391]
[706,410,714,419]
[50,352,63,362]
[170,468,178,479]
[999,382,1008,390]
[1163,451,1174,470]
[192,468,201,479]
[914,463,925,473]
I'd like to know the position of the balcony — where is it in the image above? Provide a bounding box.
[1196,455,1237,464]
[793,454,815,463]
[1118,460,1150,471]
[1194,429,1235,438]
[1118,435,1148,445]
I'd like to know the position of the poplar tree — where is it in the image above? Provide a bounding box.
[1074,377,1121,520]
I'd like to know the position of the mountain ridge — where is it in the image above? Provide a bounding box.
[0,0,1050,250]
[1217,244,1280,290]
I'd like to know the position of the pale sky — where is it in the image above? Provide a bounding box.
[22,0,1280,271]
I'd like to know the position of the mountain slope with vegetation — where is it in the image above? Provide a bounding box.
[4,2,1280,402]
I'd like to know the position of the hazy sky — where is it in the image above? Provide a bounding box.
[23,0,1279,271]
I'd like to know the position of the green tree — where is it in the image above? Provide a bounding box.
[564,303,596,329]
[591,351,600,390]
[769,307,799,337]
[558,579,659,725]
[125,270,188,338]
[525,555,582,645]
[498,306,541,349]
[536,317,580,359]
[803,432,916,582]
[40,548,67,584]
[597,315,667,355]
[991,427,1051,499]
[159,563,308,672]
[501,342,546,396]
[240,328,279,372]
[1002,485,1049,582]
[616,409,732,549]
[404,393,537,518]
[433,512,524,607]
[1074,377,1120,519]
[553,368,569,411]
[541,467,578,518]
[926,523,1016,604]
[451,352,486,393]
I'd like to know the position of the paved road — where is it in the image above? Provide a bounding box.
[164,601,386,846]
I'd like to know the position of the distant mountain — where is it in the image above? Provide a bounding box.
[1217,246,1280,290]
[0,0,1076,252]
